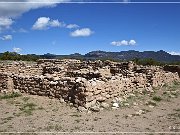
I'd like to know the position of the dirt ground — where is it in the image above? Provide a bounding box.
[0,83,180,135]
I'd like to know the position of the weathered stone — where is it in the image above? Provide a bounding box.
[90,105,100,112]
[101,102,110,109]
[96,96,106,102]
[78,106,87,112]
[112,102,119,108]
[0,59,179,112]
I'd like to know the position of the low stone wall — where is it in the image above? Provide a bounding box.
[12,74,86,107]
[0,73,8,93]
[0,60,179,111]
[164,65,180,77]
[0,61,43,75]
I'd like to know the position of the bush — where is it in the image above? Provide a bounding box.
[0,51,40,61]
[152,96,162,102]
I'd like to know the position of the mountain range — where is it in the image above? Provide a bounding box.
[41,50,180,62]
[1,50,180,62]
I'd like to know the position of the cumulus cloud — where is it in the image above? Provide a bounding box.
[70,28,94,37]
[0,0,68,32]
[0,17,14,32]
[111,40,136,46]
[0,0,69,18]
[32,17,64,30]
[13,47,22,53]
[0,35,12,40]
[66,24,79,29]
[168,51,180,56]
[129,40,136,45]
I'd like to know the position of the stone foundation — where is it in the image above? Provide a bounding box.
[0,59,179,111]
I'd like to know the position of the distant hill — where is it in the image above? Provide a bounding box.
[84,50,180,62]
[0,50,180,63]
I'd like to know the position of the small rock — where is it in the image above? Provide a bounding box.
[127,114,133,117]
[112,102,119,108]
[133,102,138,106]
[13,89,20,93]
[91,81,97,86]
[96,96,106,102]
[148,105,154,108]
[135,109,144,115]
[90,106,100,112]
[101,102,110,109]
[85,102,92,108]
[53,77,59,81]
[50,81,58,85]
[59,98,65,103]
[75,77,82,83]
[105,94,111,98]
[78,106,87,112]
[112,107,119,110]
[124,103,130,106]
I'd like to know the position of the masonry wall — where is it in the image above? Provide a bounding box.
[0,60,179,110]
[0,73,8,93]
[12,75,86,107]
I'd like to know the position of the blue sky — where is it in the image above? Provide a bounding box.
[0,0,180,55]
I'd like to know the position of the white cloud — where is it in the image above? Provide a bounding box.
[50,20,61,27]
[129,40,136,45]
[0,0,69,18]
[66,24,79,29]
[0,17,14,32]
[70,28,94,37]
[111,39,136,46]
[0,35,12,41]
[168,51,180,56]
[13,47,22,53]
[32,17,50,30]
[0,0,68,32]
[32,17,64,30]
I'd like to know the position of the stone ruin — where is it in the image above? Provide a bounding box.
[0,59,179,111]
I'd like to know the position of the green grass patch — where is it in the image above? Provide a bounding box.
[168,113,180,119]
[19,102,37,116]
[70,113,81,117]
[152,96,162,102]
[174,108,180,112]
[0,93,21,100]
[22,97,30,102]
[54,124,62,131]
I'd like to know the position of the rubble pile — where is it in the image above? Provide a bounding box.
[0,59,179,111]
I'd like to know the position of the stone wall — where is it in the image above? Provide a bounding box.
[0,60,179,111]
[12,74,86,107]
[163,65,180,77]
[0,73,8,93]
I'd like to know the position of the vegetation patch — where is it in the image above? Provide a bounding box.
[19,102,37,116]
[0,93,21,100]
[22,97,30,102]
[152,96,162,102]
[70,113,81,117]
